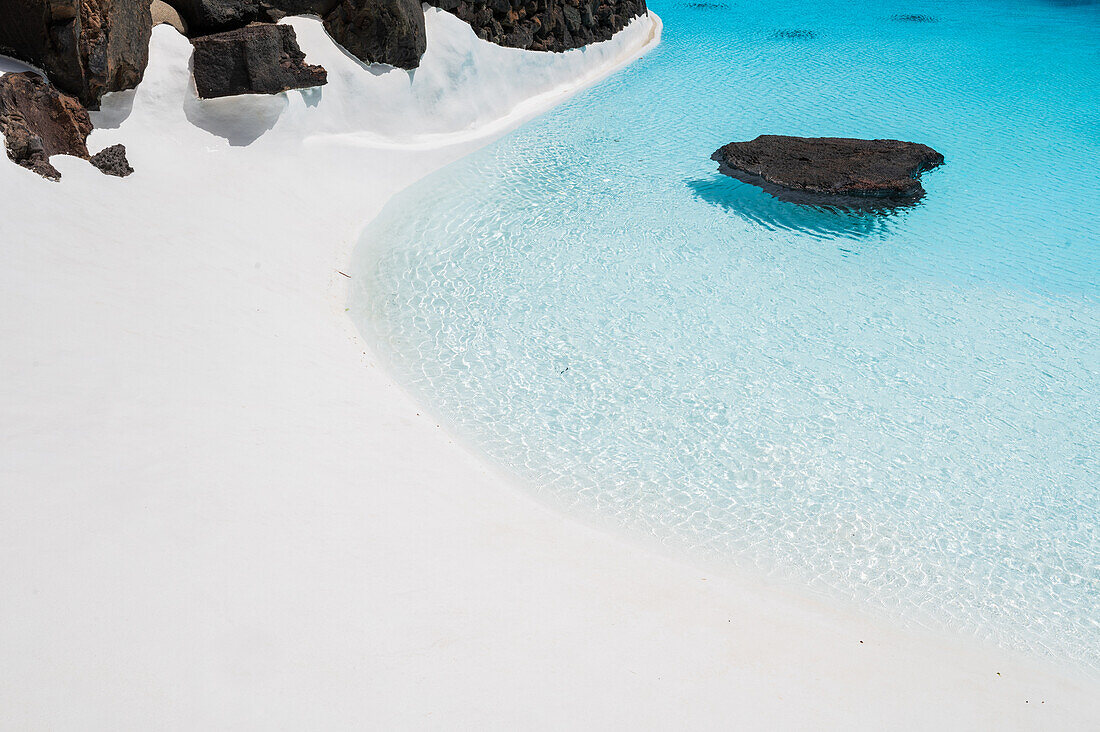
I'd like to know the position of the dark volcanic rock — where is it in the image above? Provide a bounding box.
[712,135,945,203]
[323,0,426,69]
[166,0,340,35]
[0,71,92,180]
[90,142,133,176]
[273,0,341,17]
[191,22,327,98]
[0,0,152,108]
[423,0,647,53]
[167,0,264,31]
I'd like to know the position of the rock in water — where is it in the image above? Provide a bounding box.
[0,0,152,108]
[90,143,133,176]
[712,135,944,202]
[190,23,328,98]
[0,71,92,180]
[323,0,426,69]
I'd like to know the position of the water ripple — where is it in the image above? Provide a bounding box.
[352,0,1100,672]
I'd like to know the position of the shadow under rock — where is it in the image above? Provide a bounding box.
[184,88,288,145]
[891,13,938,22]
[0,54,35,74]
[686,174,910,240]
[89,88,137,129]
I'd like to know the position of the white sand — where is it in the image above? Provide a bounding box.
[1,11,1097,730]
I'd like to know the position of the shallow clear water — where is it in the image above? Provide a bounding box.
[351,0,1100,670]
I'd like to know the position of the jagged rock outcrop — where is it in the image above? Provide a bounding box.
[423,0,647,52]
[89,142,133,176]
[0,71,92,179]
[191,22,327,98]
[323,0,426,69]
[0,0,152,108]
[712,135,945,203]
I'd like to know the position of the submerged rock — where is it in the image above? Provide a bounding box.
[712,135,944,204]
[90,143,133,176]
[0,71,92,180]
[772,29,815,39]
[0,0,152,108]
[190,22,327,98]
[323,0,426,69]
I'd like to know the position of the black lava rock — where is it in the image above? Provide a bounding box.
[0,0,153,108]
[712,135,945,203]
[423,0,647,53]
[190,22,328,98]
[166,0,341,34]
[90,143,134,176]
[0,71,92,180]
[323,0,426,69]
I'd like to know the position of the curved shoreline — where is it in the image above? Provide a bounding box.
[1,8,1098,729]
[344,65,1100,679]
[348,89,1100,687]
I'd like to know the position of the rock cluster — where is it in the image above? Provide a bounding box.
[0,70,131,180]
[1,0,647,180]
[0,0,152,108]
[423,0,647,52]
[168,0,424,68]
[191,23,328,98]
[712,135,944,203]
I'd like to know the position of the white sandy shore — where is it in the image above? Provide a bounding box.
[1,10,1097,730]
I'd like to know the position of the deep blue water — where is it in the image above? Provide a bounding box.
[351,0,1100,670]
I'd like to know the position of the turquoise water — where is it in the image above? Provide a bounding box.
[351,0,1100,670]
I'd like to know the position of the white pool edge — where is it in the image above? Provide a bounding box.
[1,8,1097,729]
